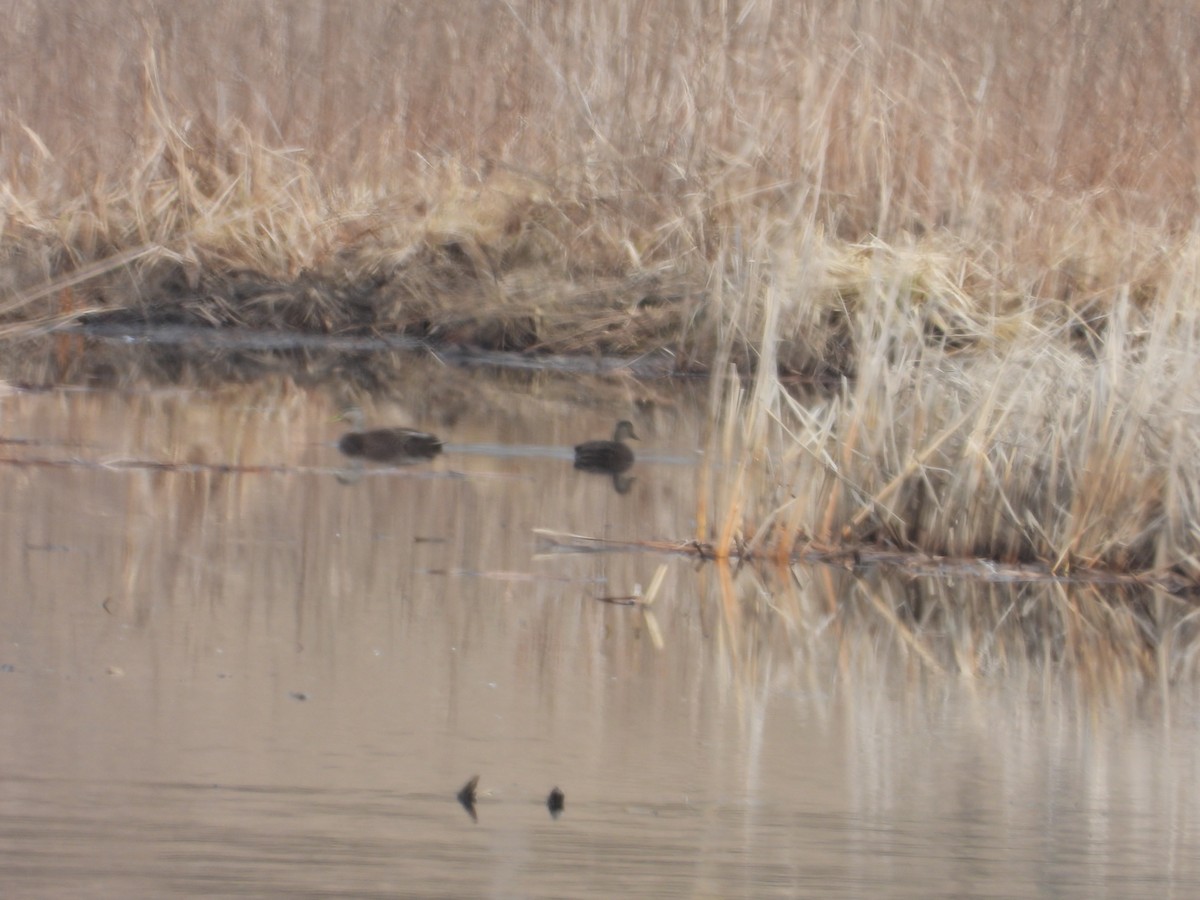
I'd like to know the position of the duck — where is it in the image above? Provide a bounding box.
[336,408,443,463]
[574,420,638,474]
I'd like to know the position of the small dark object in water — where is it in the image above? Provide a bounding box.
[547,786,565,819]
[457,774,480,823]
[574,420,638,474]
[597,596,639,606]
[337,407,443,463]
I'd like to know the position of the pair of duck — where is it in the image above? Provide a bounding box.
[338,411,638,474]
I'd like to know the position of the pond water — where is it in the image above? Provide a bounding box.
[1,361,1198,898]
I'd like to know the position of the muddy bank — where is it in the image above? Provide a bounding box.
[3,323,698,402]
[50,252,852,382]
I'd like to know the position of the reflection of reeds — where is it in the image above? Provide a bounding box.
[706,559,1200,708]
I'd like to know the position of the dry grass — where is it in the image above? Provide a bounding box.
[4,1,1200,579]
[703,256,1200,582]
[3,3,1197,354]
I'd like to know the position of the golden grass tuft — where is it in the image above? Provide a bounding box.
[705,258,1200,583]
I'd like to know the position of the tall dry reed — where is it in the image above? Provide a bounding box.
[3,2,1197,333]
[705,233,1200,581]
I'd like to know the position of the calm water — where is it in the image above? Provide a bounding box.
[0,370,1198,898]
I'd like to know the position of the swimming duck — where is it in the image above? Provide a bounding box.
[574,420,638,474]
[337,408,443,463]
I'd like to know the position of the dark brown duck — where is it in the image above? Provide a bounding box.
[338,428,443,462]
[337,408,443,463]
[574,420,638,474]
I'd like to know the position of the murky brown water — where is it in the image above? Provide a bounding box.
[1,369,1199,898]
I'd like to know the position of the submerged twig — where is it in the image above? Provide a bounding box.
[533,528,1200,594]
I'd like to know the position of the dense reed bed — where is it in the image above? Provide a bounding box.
[3,1,1200,581]
[700,253,1200,585]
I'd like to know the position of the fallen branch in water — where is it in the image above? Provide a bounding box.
[531,528,1200,595]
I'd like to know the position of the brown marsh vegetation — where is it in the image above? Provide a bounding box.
[4,2,1200,584]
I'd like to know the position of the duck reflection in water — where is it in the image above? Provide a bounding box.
[574,420,638,494]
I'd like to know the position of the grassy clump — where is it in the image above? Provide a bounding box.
[730,303,1200,582]
[4,2,1200,580]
